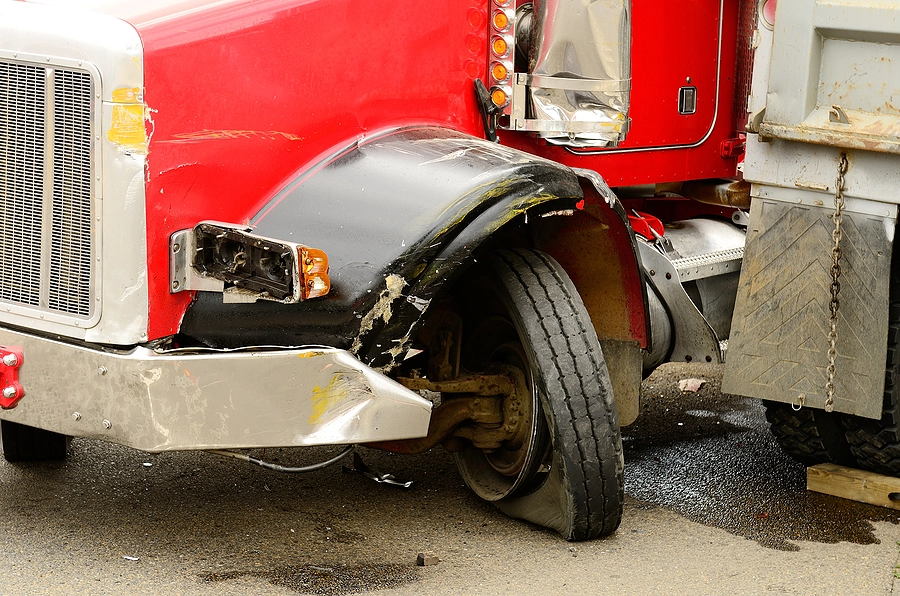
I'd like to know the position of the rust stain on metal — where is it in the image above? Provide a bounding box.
[678,180,751,209]
[760,113,900,155]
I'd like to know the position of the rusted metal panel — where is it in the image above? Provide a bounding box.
[723,197,893,419]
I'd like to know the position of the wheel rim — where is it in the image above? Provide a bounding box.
[453,316,551,501]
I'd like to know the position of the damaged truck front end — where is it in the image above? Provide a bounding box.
[0,0,432,452]
[0,0,644,541]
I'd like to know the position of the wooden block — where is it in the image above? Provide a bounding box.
[807,463,900,510]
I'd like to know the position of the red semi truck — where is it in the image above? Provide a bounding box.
[1,0,897,541]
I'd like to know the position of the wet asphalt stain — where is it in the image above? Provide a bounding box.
[202,563,419,595]
[624,364,900,551]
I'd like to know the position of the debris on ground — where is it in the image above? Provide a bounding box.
[678,378,706,392]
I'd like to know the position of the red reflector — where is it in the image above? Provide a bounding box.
[0,347,25,409]
[762,0,776,27]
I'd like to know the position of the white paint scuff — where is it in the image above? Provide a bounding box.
[350,274,407,354]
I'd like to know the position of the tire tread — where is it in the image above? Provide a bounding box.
[843,244,900,475]
[492,249,624,539]
[764,402,855,467]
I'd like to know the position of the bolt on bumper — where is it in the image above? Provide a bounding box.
[0,326,432,452]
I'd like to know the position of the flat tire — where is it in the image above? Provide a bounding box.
[455,249,624,540]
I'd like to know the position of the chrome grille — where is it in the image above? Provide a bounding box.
[50,70,93,316]
[0,62,44,308]
[0,60,94,319]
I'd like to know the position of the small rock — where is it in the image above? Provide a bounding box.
[416,551,439,566]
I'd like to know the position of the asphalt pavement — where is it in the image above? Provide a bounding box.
[0,362,898,595]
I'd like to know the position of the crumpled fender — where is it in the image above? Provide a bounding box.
[180,127,610,369]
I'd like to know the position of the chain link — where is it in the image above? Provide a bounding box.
[824,153,849,412]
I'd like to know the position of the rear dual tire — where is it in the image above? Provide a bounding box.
[768,242,900,476]
[764,402,855,467]
[841,270,900,475]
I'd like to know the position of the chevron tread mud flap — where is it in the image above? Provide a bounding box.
[723,197,894,419]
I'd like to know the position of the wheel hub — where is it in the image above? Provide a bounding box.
[453,338,551,501]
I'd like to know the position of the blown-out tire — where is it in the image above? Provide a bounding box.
[455,249,624,541]
[842,258,900,475]
[1,420,69,463]
[764,401,855,467]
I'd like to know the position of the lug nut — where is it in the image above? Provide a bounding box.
[2,354,18,367]
[102,419,112,429]
[2,386,17,399]
[72,412,82,421]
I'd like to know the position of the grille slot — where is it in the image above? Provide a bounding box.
[0,60,94,319]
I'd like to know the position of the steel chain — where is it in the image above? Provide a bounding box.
[824,153,849,412]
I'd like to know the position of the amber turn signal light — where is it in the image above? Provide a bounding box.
[490,87,509,107]
[491,62,508,81]
[492,10,510,30]
[491,36,509,57]
[299,247,330,300]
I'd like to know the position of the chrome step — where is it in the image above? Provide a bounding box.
[671,247,743,282]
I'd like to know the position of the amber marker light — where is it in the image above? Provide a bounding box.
[298,247,330,299]
[490,86,509,107]
[492,10,510,30]
[491,36,509,57]
[491,62,509,82]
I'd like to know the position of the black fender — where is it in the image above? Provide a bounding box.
[180,127,584,361]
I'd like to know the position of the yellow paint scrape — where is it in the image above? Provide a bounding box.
[111,87,141,102]
[308,375,351,425]
[108,87,148,153]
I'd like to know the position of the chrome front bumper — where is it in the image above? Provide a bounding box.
[0,327,432,451]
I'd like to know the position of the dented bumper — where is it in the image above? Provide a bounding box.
[0,327,432,452]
